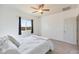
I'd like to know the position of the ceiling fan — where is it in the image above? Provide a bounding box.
[31,4,50,14]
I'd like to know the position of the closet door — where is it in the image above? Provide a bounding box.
[64,17,76,44]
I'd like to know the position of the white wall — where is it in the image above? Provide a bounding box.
[40,8,79,44]
[0,5,39,37]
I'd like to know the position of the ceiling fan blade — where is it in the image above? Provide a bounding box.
[32,11,38,13]
[41,4,44,8]
[43,9,50,11]
[31,7,38,10]
[39,4,44,9]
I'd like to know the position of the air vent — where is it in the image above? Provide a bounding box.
[62,7,71,11]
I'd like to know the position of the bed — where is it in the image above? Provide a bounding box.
[0,35,54,54]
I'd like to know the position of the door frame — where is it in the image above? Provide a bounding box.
[77,15,79,46]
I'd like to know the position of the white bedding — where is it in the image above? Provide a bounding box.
[3,35,54,54]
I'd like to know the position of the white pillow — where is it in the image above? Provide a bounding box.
[30,35,48,40]
[0,37,6,46]
[0,36,8,47]
[0,36,17,53]
[8,35,20,47]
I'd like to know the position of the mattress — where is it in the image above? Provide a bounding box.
[4,35,54,54]
[18,35,54,54]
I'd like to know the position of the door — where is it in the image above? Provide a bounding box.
[77,15,79,46]
[64,17,76,44]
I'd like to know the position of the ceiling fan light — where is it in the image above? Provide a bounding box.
[38,10,43,12]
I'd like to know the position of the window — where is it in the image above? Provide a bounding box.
[18,17,33,35]
[21,19,32,31]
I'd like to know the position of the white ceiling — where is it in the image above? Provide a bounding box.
[1,4,78,16]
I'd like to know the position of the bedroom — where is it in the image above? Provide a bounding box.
[0,4,79,54]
